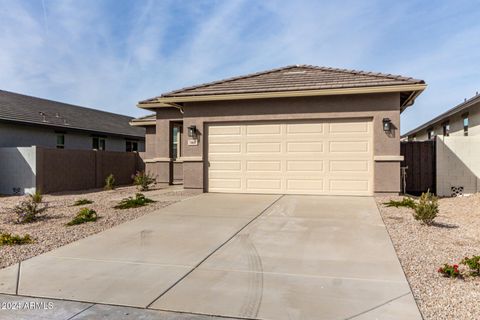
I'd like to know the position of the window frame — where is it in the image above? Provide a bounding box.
[442,121,450,137]
[56,134,65,149]
[126,140,138,152]
[92,136,106,151]
[463,113,469,136]
[427,128,435,140]
[171,123,182,160]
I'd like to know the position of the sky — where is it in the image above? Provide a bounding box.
[0,0,479,133]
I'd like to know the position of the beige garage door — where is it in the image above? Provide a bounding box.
[207,119,373,195]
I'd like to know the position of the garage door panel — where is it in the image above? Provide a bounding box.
[209,143,242,154]
[329,141,369,153]
[209,125,242,136]
[246,161,281,172]
[329,160,369,172]
[287,160,324,172]
[208,119,373,195]
[287,142,323,153]
[246,142,281,153]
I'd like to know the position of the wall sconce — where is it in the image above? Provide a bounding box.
[382,118,392,132]
[187,125,197,138]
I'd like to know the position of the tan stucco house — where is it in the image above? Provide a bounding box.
[131,65,425,196]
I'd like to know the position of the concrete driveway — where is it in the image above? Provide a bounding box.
[0,194,422,320]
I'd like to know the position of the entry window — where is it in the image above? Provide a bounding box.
[92,137,106,150]
[126,140,138,152]
[427,129,436,140]
[463,114,469,136]
[172,124,182,160]
[56,134,65,149]
[442,122,450,137]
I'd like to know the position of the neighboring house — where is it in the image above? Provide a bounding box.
[402,93,480,197]
[402,93,480,141]
[131,65,426,196]
[0,90,145,152]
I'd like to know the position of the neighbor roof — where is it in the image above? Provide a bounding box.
[0,90,145,138]
[139,65,425,109]
[402,93,480,138]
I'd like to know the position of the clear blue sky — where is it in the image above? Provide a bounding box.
[1,0,479,133]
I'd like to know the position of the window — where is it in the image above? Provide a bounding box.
[92,137,106,150]
[427,128,436,140]
[463,114,469,136]
[56,134,65,149]
[126,140,138,152]
[442,122,450,136]
[171,123,182,160]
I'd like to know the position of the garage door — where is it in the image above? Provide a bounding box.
[207,119,373,195]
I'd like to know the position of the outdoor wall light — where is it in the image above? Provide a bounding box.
[382,118,392,132]
[188,125,197,138]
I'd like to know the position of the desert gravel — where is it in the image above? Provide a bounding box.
[0,186,200,269]
[376,194,480,320]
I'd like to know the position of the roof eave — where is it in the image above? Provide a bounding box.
[137,84,427,108]
[129,120,156,126]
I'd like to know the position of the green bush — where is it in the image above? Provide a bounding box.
[104,174,116,190]
[73,199,94,206]
[413,191,438,225]
[0,233,33,246]
[438,263,461,278]
[383,197,417,209]
[13,196,47,223]
[67,208,98,226]
[114,193,155,209]
[461,256,480,276]
[29,190,43,203]
[132,171,156,191]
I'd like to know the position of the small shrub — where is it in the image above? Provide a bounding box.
[104,174,116,190]
[132,171,156,191]
[67,208,98,226]
[461,256,480,276]
[438,263,461,278]
[114,193,155,209]
[29,190,43,203]
[383,197,417,209]
[73,199,94,206]
[0,233,33,246]
[13,196,47,223]
[413,190,438,225]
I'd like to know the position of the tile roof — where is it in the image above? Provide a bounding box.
[140,65,424,103]
[0,90,145,138]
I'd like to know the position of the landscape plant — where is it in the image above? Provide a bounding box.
[438,263,461,278]
[132,171,156,191]
[0,233,33,246]
[413,190,438,225]
[461,255,480,276]
[104,174,116,190]
[383,197,417,209]
[13,196,47,223]
[67,208,98,226]
[30,190,43,203]
[114,193,155,209]
[73,199,94,206]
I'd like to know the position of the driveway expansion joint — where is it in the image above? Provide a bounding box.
[145,194,285,309]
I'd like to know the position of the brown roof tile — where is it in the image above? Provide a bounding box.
[140,65,424,103]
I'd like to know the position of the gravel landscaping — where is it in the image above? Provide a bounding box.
[376,194,480,320]
[0,186,200,269]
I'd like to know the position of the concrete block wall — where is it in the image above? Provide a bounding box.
[0,147,37,195]
[436,136,480,196]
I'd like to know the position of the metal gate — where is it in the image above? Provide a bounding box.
[400,140,436,195]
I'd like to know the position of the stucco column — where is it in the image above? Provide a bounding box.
[182,116,204,189]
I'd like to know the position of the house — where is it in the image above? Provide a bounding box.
[402,93,480,141]
[402,93,480,197]
[0,90,145,152]
[131,65,426,196]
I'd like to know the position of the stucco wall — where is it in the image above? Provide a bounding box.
[147,93,402,194]
[436,136,480,196]
[0,146,37,195]
[0,122,144,152]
